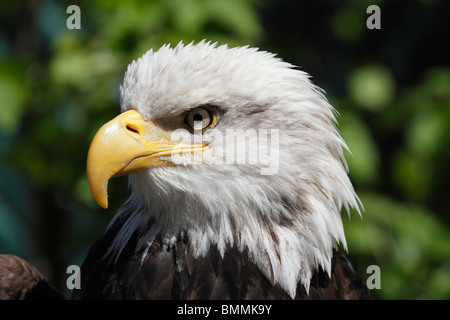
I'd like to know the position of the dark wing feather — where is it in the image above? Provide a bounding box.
[304,251,371,300]
[72,215,371,300]
[0,255,63,300]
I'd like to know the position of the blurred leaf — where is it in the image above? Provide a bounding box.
[421,68,450,101]
[73,176,97,208]
[339,111,380,185]
[332,6,364,42]
[407,109,450,157]
[169,0,207,34]
[425,264,450,299]
[345,192,450,299]
[0,60,29,133]
[392,149,432,201]
[348,64,395,111]
[49,48,91,86]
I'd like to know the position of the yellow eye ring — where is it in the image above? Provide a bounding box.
[184,106,216,132]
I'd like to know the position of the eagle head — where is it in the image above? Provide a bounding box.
[86,41,361,297]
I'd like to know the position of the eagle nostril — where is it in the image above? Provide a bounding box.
[126,125,140,135]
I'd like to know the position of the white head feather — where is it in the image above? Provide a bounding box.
[108,41,361,298]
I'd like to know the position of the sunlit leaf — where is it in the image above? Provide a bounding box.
[407,110,450,157]
[49,49,91,86]
[348,64,395,111]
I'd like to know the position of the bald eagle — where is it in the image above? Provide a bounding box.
[72,41,370,300]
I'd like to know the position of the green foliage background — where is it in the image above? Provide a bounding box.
[0,0,449,299]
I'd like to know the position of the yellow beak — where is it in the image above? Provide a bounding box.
[86,109,208,209]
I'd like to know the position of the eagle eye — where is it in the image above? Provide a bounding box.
[184,106,216,132]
